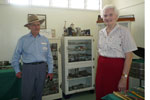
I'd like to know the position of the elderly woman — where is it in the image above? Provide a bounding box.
[95,5,137,100]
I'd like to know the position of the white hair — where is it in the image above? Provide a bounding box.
[101,5,119,18]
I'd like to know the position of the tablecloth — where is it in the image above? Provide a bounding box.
[0,68,21,100]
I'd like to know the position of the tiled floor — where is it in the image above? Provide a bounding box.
[62,91,96,100]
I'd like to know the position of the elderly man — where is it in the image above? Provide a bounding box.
[11,14,53,100]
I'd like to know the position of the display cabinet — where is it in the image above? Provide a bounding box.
[42,38,62,100]
[61,36,95,95]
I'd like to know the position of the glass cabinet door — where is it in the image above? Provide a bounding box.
[43,43,59,95]
[67,66,92,91]
[68,39,92,63]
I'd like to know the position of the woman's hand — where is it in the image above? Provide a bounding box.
[118,52,132,92]
[118,77,127,92]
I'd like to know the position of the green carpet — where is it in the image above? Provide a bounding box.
[62,91,96,100]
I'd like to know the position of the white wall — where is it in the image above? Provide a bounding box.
[101,0,112,8]
[0,4,99,61]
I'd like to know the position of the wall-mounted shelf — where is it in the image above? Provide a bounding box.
[97,17,135,23]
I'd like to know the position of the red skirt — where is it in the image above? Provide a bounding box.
[95,56,129,100]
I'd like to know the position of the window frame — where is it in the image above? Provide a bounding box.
[8,0,101,11]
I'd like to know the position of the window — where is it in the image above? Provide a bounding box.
[9,0,29,5]
[31,0,49,6]
[86,0,100,10]
[9,0,101,11]
[70,0,84,9]
[51,0,68,8]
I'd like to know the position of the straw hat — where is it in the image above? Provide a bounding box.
[24,14,45,27]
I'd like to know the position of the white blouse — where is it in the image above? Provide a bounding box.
[98,24,137,58]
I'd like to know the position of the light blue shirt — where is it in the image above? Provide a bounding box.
[11,32,53,73]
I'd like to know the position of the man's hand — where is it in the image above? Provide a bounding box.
[47,73,53,80]
[16,72,22,78]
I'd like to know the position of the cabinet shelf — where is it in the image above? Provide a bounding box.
[67,76,92,80]
[69,84,91,91]
[68,49,91,51]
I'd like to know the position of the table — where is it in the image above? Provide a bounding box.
[102,86,144,100]
[102,92,143,100]
[102,93,122,100]
[0,68,21,100]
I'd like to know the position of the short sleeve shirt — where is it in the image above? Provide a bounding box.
[98,24,137,58]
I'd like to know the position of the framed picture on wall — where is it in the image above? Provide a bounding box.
[28,14,47,29]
